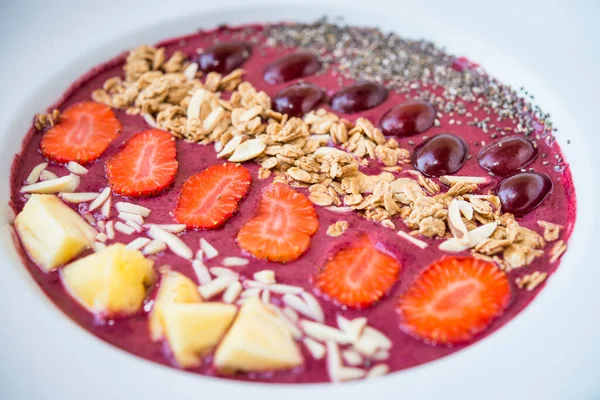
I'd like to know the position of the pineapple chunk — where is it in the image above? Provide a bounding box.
[149,270,202,341]
[214,298,303,373]
[14,194,97,271]
[162,302,237,368]
[61,243,155,317]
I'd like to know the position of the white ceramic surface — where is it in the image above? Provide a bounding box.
[1,1,599,399]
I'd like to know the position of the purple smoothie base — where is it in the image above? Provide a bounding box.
[9,24,577,384]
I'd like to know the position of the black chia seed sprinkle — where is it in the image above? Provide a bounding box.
[258,18,558,145]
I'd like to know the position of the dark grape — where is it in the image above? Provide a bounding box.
[379,100,435,137]
[272,83,324,117]
[263,52,321,85]
[497,172,552,216]
[412,134,469,177]
[330,82,388,114]
[197,42,252,74]
[478,137,537,176]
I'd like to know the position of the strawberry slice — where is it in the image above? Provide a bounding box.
[314,235,401,309]
[397,256,511,345]
[40,101,121,164]
[237,183,318,263]
[106,129,178,197]
[174,163,251,229]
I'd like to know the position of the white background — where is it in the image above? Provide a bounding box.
[1,1,599,399]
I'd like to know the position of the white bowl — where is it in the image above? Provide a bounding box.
[1,1,599,399]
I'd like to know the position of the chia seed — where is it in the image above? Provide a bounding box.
[260,18,557,143]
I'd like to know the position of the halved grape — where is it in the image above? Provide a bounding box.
[412,134,468,177]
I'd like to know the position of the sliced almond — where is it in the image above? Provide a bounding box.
[191,259,211,285]
[25,162,48,184]
[92,242,107,252]
[59,192,99,204]
[105,220,115,240]
[240,288,261,298]
[142,113,157,128]
[142,239,166,255]
[324,206,353,213]
[118,211,144,225]
[301,320,350,344]
[354,336,379,357]
[373,349,390,361]
[440,175,491,186]
[148,225,193,259]
[143,223,186,234]
[397,230,428,249]
[202,106,226,132]
[439,221,498,252]
[300,292,325,323]
[125,237,151,251]
[209,267,238,278]
[312,147,336,159]
[66,161,88,175]
[199,238,218,259]
[228,138,266,162]
[367,364,389,378]
[361,327,392,350]
[197,275,237,300]
[39,170,58,181]
[89,187,111,211]
[95,233,108,243]
[125,220,143,233]
[222,281,243,304]
[271,306,302,339]
[457,200,474,220]
[282,307,299,323]
[183,62,198,81]
[345,317,368,343]
[21,174,79,194]
[253,270,276,284]
[217,134,246,159]
[114,221,135,235]
[115,202,151,217]
[282,294,316,320]
[448,199,469,244]
[222,256,249,267]
[186,88,209,122]
[100,195,112,218]
[326,340,342,382]
[303,337,326,360]
[342,349,364,366]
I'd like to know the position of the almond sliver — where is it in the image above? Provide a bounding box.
[115,202,151,217]
[66,161,88,175]
[25,162,48,184]
[148,225,193,259]
[448,199,469,244]
[228,138,266,162]
[89,187,111,211]
[21,173,79,194]
[60,192,99,204]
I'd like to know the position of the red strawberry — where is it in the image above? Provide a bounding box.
[106,129,178,197]
[314,235,401,309]
[40,101,121,164]
[237,183,318,263]
[174,163,251,229]
[397,256,511,345]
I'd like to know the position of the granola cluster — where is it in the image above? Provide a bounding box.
[92,44,566,276]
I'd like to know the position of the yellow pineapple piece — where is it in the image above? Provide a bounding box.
[162,302,237,368]
[214,297,303,373]
[14,194,97,271]
[149,270,202,341]
[61,243,155,317]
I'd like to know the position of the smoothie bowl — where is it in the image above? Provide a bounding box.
[1,3,592,395]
